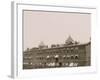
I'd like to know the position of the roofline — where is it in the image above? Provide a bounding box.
[27,42,90,51]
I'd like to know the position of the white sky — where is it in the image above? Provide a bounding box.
[23,10,91,50]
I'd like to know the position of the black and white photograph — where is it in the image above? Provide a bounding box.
[10,1,97,78]
[23,10,91,69]
[0,0,99,79]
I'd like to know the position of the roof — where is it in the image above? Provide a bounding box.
[65,35,74,44]
[39,41,45,46]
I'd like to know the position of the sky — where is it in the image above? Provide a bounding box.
[23,10,91,50]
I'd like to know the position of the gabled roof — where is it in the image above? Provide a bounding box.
[65,35,74,43]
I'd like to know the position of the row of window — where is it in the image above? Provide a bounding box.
[37,55,79,60]
[23,62,78,67]
[36,50,79,54]
[36,47,79,53]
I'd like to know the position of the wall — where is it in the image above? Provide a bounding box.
[0,0,100,80]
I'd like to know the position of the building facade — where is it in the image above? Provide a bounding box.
[23,36,91,69]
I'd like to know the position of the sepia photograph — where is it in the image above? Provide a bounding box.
[11,1,97,78]
[23,10,91,69]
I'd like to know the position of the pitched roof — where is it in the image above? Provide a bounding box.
[65,35,74,43]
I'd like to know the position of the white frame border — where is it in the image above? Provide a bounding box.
[11,1,97,78]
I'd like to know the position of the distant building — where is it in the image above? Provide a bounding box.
[23,36,91,69]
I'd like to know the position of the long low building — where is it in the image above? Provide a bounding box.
[23,36,91,69]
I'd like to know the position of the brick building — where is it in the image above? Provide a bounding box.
[23,36,91,69]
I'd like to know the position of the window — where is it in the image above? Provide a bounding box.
[71,55,74,59]
[63,55,66,59]
[46,55,50,58]
[75,55,79,59]
[67,55,70,59]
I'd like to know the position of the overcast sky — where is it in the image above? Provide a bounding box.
[23,10,91,50]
